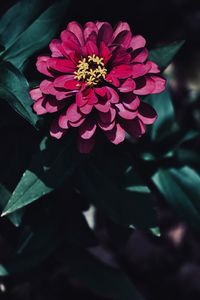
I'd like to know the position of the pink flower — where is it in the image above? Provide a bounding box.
[30,21,166,153]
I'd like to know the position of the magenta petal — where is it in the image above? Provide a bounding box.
[95,87,107,97]
[33,98,47,115]
[79,104,93,114]
[48,58,76,73]
[106,87,119,103]
[54,75,74,88]
[105,123,125,144]
[99,107,116,123]
[95,101,110,112]
[77,136,95,153]
[134,76,155,95]
[118,78,136,93]
[60,29,81,54]
[98,22,113,45]
[130,35,146,50]
[123,94,140,110]
[98,120,116,131]
[40,80,55,95]
[69,117,85,127]
[132,48,148,63]
[79,120,97,139]
[66,103,83,122]
[138,101,157,124]
[151,75,166,94]
[65,80,80,91]
[36,56,53,77]
[49,39,63,57]
[109,65,133,79]
[100,42,112,64]
[58,113,69,129]
[112,22,131,40]
[113,30,132,48]
[84,40,99,56]
[50,119,66,139]
[132,63,151,79]
[67,21,84,45]
[30,88,42,101]
[116,103,138,120]
[121,117,146,138]
[148,61,160,73]
[45,96,66,113]
[84,22,98,41]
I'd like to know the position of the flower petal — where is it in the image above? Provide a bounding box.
[108,65,133,79]
[61,29,82,54]
[123,94,140,110]
[67,21,84,45]
[30,88,42,101]
[132,48,148,63]
[112,22,131,40]
[50,119,67,139]
[36,56,53,77]
[106,87,119,103]
[49,39,64,57]
[98,22,113,45]
[151,75,166,94]
[84,22,98,41]
[121,117,146,138]
[48,58,76,73]
[118,78,136,93]
[33,97,47,115]
[130,35,146,50]
[138,101,157,124]
[132,62,151,79]
[116,103,138,119]
[66,103,83,122]
[100,42,112,64]
[105,123,125,144]
[79,120,97,139]
[113,30,132,48]
[45,96,66,113]
[98,107,116,124]
[134,76,155,95]
[54,75,74,88]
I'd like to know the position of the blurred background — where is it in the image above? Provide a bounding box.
[0,0,200,299]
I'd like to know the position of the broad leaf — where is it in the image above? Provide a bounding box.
[0,60,39,127]
[149,40,185,71]
[2,0,71,68]
[77,163,157,229]
[2,135,81,216]
[152,167,200,229]
[0,0,49,50]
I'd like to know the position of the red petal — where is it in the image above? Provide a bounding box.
[67,21,84,45]
[113,30,132,48]
[100,42,112,64]
[60,29,81,54]
[84,22,98,41]
[130,35,146,50]
[36,56,53,77]
[33,97,47,115]
[109,65,133,79]
[48,58,76,73]
[79,120,97,139]
[50,119,66,139]
[134,76,155,95]
[121,117,146,138]
[66,103,83,122]
[45,96,66,113]
[138,101,157,124]
[30,88,42,101]
[105,123,125,144]
[54,75,74,88]
[79,104,93,114]
[118,78,136,93]
[151,75,166,94]
[84,40,99,56]
[132,62,151,79]
[148,61,160,73]
[106,87,119,103]
[98,120,116,131]
[132,48,148,63]
[123,94,140,110]
[98,107,116,123]
[98,22,113,45]
[65,80,80,91]
[95,101,110,112]
[112,22,131,40]
[116,103,138,119]
[49,39,64,57]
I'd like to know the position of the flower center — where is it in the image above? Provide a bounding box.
[74,54,107,86]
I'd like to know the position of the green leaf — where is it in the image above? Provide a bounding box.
[77,164,157,229]
[64,246,144,300]
[152,167,200,229]
[0,183,23,226]
[0,0,49,50]
[149,40,185,71]
[0,60,39,127]
[2,135,81,216]
[145,89,176,141]
[2,0,71,68]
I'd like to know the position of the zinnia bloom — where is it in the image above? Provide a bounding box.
[30,21,166,153]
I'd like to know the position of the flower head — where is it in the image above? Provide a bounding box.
[30,21,166,153]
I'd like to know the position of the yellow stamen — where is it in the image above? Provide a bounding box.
[74,54,107,86]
